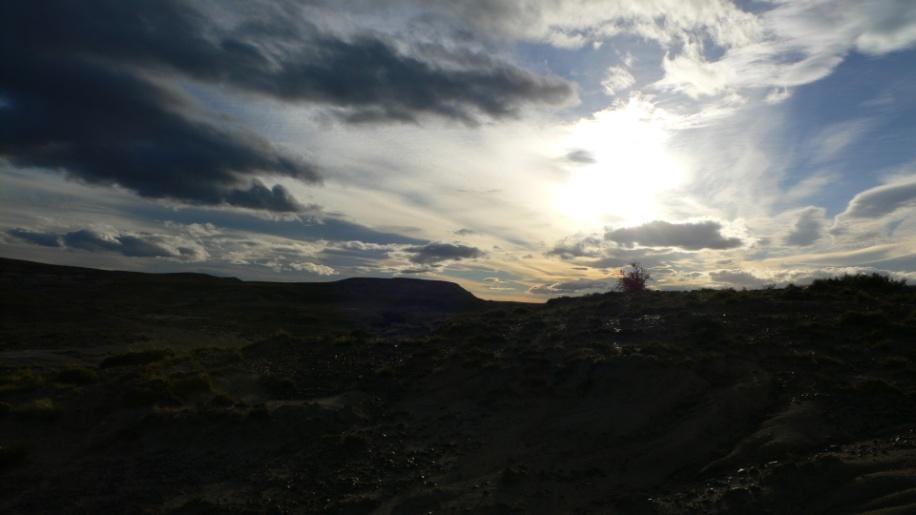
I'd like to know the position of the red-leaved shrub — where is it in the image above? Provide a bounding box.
[618,262,651,293]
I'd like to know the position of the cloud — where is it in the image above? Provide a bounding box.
[5,222,361,276]
[162,223,348,276]
[157,206,426,246]
[602,66,636,96]
[8,226,208,260]
[774,243,899,268]
[564,149,596,165]
[708,269,768,288]
[782,172,835,204]
[654,1,916,101]
[0,41,318,211]
[6,228,61,248]
[62,230,142,255]
[764,87,792,104]
[547,236,603,258]
[865,253,916,273]
[605,220,743,250]
[838,177,916,219]
[784,207,826,246]
[3,1,574,122]
[411,1,760,50]
[287,261,337,276]
[0,1,574,211]
[317,241,393,268]
[809,120,873,164]
[547,233,687,270]
[849,2,916,54]
[528,278,614,296]
[454,228,476,236]
[770,266,916,286]
[406,243,483,264]
[224,181,305,213]
[60,229,197,259]
[308,38,575,124]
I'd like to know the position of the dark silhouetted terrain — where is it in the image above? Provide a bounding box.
[2,258,916,514]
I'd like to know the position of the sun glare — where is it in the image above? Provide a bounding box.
[555,99,688,229]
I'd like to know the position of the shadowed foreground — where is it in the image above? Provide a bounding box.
[2,258,916,513]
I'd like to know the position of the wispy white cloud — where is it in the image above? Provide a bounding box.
[781,171,836,204]
[809,119,874,164]
[764,87,792,104]
[602,66,636,96]
[655,1,916,100]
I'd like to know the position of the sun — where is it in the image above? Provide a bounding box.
[555,98,689,229]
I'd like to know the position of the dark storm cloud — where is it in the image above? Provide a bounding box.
[0,10,318,211]
[784,207,824,246]
[61,230,123,254]
[6,228,62,248]
[15,0,573,122]
[605,221,743,250]
[0,1,575,212]
[224,181,305,213]
[299,37,574,124]
[406,243,484,264]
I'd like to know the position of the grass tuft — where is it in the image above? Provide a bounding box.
[56,366,98,385]
[100,349,174,369]
[809,273,910,294]
[13,397,60,419]
[122,378,180,408]
[0,443,28,469]
[169,372,213,397]
[0,368,45,393]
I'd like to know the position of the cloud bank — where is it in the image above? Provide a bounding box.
[605,221,743,250]
[785,207,826,246]
[840,178,916,219]
[406,243,484,264]
[0,1,575,212]
[8,227,206,260]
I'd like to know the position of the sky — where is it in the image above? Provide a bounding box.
[2,0,916,301]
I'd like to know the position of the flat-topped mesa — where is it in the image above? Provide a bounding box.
[0,257,485,319]
[325,277,481,309]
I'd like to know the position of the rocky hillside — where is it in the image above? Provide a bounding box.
[1,260,916,513]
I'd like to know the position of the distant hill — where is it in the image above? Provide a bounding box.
[0,257,482,305]
[0,257,487,350]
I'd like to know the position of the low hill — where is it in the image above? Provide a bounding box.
[1,259,916,513]
[0,258,486,350]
